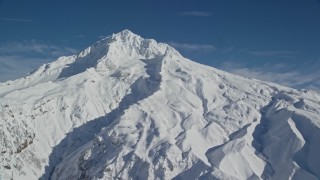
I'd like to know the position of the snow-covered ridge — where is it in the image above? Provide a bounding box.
[0,30,177,98]
[0,30,320,180]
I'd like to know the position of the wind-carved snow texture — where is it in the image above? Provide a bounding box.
[251,99,275,179]
[249,92,320,180]
[58,38,114,79]
[41,56,164,179]
[1,30,320,180]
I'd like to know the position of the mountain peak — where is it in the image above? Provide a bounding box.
[14,30,180,83]
[114,29,137,38]
[1,30,320,180]
[105,30,177,59]
[110,29,142,43]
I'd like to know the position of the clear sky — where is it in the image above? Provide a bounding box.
[0,0,320,91]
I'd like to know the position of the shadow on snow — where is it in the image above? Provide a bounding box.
[40,57,163,179]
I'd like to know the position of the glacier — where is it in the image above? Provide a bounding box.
[0,30,320,180]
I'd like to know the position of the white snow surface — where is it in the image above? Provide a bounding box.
[0,30,320,180]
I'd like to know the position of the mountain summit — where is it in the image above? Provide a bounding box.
[0,30,320,180]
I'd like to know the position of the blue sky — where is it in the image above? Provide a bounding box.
[0,0,320,91]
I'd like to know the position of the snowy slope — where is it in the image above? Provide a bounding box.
[0,30,320,180]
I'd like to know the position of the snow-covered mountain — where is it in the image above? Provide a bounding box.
[0,30,320,180]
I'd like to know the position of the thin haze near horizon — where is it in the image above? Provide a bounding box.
[0,0,320,91]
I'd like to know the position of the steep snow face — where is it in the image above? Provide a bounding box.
[0,30,320,180]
